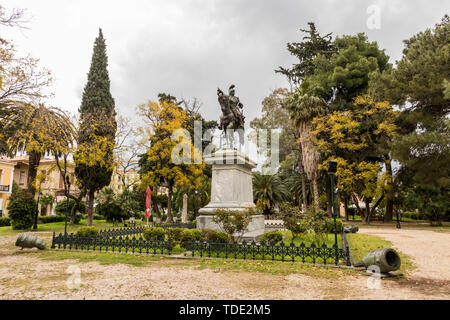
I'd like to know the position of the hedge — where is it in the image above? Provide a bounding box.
[76,226,100,237]
[0,216,11,227]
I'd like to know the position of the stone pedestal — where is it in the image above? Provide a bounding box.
[197,148,265,241]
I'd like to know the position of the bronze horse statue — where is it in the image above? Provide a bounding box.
[217,85,245,147]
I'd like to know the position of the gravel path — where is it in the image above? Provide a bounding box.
[359,227,450,281]
[0,228,449,300]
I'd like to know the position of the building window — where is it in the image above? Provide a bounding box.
[19,171,25,185]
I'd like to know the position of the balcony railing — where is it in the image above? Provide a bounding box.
[0,185,10,192]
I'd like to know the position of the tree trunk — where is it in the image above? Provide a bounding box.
[299,121,320,211]
[326,177,332,216]
[312,176,319,211]
[364,198,371,224]
[27,151,42,196]
[69,206,75,225]
[166,183,173,223]
[297,160,307,211]
[152,199,161,218]
[352,194,363,218]
[344,196,349,221]
[384,158,394,222]
[87,190,95,226]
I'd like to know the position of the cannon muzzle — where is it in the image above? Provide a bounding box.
[354,248,401,273]
[344,225,359,233]
[15,233,46,250]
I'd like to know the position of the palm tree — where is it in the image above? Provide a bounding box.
[252,172,290,216]
[284,85,327,210]
[0,102,75,196]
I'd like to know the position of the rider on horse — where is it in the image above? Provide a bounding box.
[217,84,245,131]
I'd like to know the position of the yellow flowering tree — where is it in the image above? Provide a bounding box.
[138,99,205,222]
[312,95,397,222]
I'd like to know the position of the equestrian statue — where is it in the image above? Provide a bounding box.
[217,84,245,147]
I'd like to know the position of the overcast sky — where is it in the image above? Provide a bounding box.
[2,0,449,126]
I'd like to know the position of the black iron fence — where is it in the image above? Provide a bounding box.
[264,222,285,230]
[99,226,146,238]
[97,222,194,238]
[187,240,351,266]
[152,222,195,229]
[51,232,172,255]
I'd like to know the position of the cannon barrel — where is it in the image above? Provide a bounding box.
[344,225,359,233]
[15,233,46,250]
[354,248,401,273]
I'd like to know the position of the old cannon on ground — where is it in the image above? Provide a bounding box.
[354,248,401,273]
[343,225,359,233]
[15,233,46,250]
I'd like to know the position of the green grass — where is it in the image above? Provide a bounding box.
[167,257,355,278]
[0,219,116,236]
[14,248,166,267]
[280,230,341,247]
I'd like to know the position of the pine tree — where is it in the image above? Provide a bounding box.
[74,28,117,226]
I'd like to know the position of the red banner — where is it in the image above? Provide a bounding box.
[145,186,151,218]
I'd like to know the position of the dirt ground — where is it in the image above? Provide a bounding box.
[0,228,449,300]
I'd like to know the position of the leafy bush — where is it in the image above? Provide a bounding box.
[324,218,343,234]
[180,229,202,247]
[212,209,252,241]
[143,227,166,241]
[0,216,11,227]
[280,204,308,238]
[96,200,126,222]
[93,214,105,220]
[76,226,100,237]
[305,208,330,245]
[7,189,36,230]
[201,228,230,243]
[259,231,283,245]
[401,211,425,220]
[55,199,86,224]
[38,215,65,224]
[166,227,184,241]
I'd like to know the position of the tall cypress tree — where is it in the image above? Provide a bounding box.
[75,28,117,226]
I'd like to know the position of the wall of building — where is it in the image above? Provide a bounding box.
[0,162,14,216]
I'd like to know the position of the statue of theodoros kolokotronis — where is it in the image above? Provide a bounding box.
[217,84,245,148]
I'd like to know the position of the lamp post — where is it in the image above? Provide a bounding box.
[64,175,71,236]
[328,160,339,252]
[395,191,401,229]
[33,191,43,230]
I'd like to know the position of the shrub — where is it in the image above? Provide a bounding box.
[212,209,252,241]
[7,189,36,230]
[166,227,184,241]
[55,199,86,224]
[93,214,105,220]
[202,228,230,243]
[38,215,65,224]
[96,200,126,222]
[76,226,100,237]
[192,219,196,228]
[0,216,11,227]
[259,231,283,245]
[143,227,166,241]
[324,218,343,234]
[180,229,202,247]
[280,204,308,239]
